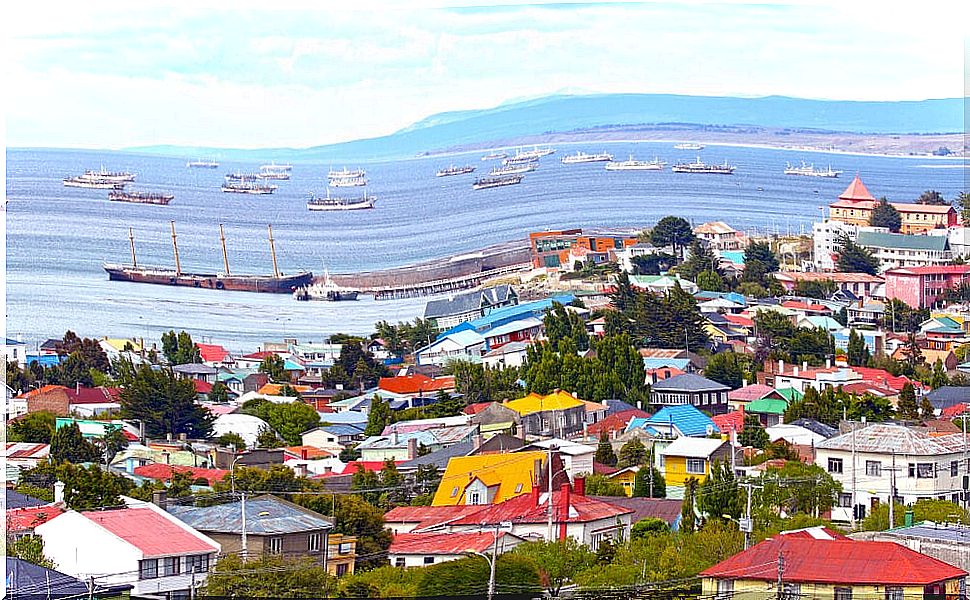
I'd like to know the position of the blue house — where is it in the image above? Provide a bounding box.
[641,405,719,438]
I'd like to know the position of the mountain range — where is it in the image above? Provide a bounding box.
[127,93,964,161]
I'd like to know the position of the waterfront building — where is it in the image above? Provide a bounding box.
[856,230,953,270]
[693,221,746,251]
[884,265,970,308]
[828,176,959,234]
[528,229,639,270]
[423,284,518,330]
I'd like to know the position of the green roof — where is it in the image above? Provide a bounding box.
[747,398,789,415]
[856,231,948,251]
[775,387,804,402]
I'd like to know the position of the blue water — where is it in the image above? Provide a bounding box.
[5,143,965,351]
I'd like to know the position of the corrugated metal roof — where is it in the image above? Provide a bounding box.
[168,494,332,535]
[816,423,966,455]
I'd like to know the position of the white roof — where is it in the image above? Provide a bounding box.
[526,438,596,456]
[766,423,827,446]
[660,436,725,458]
[212,413,274,448]
[235,391,299,405]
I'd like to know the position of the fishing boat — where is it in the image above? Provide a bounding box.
[293,270,359,301]
[481,151,508,161]
[783,162,843,178]
[328,167,366,181]
[329,176,367,187]
[306,190,376,211]
[187,158,219,168]
[673,143,705,150]
[259,161,292,171]
[82,167,136,183]
[472,175,523,190]
[436,165,476,177]
[108,190,174,205]
[63,176,126,190]
[221,181,278,194]
[605,155,665,171]
[490,162,537,176]
[257,164,292,180]
[225,172,260,182]
[561,151,614,164]
[103,223,312,293]
[671,156,735,174]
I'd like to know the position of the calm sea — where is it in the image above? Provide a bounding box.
[5,143,965,351]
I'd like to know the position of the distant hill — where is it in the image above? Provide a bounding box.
[127,93,964,161]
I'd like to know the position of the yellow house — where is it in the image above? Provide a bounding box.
[660,437,733,487]
[431,451,547,507]
[701,535,966,600]
[505,390,586,438]
[606,466,639,497]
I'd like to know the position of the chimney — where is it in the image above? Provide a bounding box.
[152,489,168,509]
[793,367,799,377]
[778,359,784,373]
[531,484,540,507]
[559,483,571,540]
[162,451,170,464]
[324,465,333,474]
[54,481,65,504]
[473,432,484,451]
[802,361,808,372]
[826,358,832,369]
[301,448,308,460]
[407,438,418,460]
[294,463,308,478]
[391,431,398,445]
[574,476,585,497]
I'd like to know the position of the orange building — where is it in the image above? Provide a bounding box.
[828,176,957,234]
[529,229,639,269]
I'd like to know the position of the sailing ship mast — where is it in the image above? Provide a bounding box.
[128,227,138,268]
[219,224,231,276]
[170,221,182,276]
[268,224,280,278]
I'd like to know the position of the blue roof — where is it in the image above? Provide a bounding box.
[5,338,24,345]
[318,423,366,437]
[643,358,691,371]
[720,251,745,265]
[444,295,575,336]
[283,359,305,371]
[25,354,63,368]
[318,410,368,424]
[645,405,719,437]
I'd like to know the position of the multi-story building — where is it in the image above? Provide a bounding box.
[423,285,518,331]
[814,423,970,522]
[529,229,639,270]
[884,265,970,309]
[693,221,746,251]
[650,373,730,415]
[828,176,958,234]
[855,230,953,271]
[504,390,587,438]
[775,271,884,298]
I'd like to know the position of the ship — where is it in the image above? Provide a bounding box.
[82,167,136,183]
[561,151,614,164]
[329,175,367,187]
[481,151,508,161]
[293,270,359,301]
[490,162,538,176]
[63,176,126,190]
[108,190,174,205]
[103,223,312,293]
[783,162,842,178]
[260,161,292,171]
[605,155,665,171]
[673,143,705,150]
[436,165,476,177]
[257,163,291,180]
[472,175,523,190]
[225,172,260,182]
[187,158,219,168]
[328,167,366,181]
[671,156,736,174]
[502,146,556,165]
[221,181,278,194]
[306,190,376,211]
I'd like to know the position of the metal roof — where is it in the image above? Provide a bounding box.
[816,423,967,455]
[856,230,948,252]
[168,494,333,535]
[651,373,729,392]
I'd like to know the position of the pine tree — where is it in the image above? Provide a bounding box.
[680,477,698,533]
[869,198,901,232]
[364,395,392,436]
[897,383,919,420]
[594,432,617,467]
[632,465,666,498]
[846,329,870,367]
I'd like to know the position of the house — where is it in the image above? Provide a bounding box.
[629,274,700,295]
[423,285,519,331]
[616,242,664,273]
[855,230,953,271]
[388,531,525,568]
[650,373,730,415]
[925,387,970,413]
[585,408,651,440]
[694,221,744,251]
[855,522,970,578]
[640,404,719,438]
[196,343,232,367]
[727,384,784,410]
[885,265,970,309]
[5,557,133,600]
[302,424,365,449]
[775,271,884,299]
[415,329,486,366]
[35,501,220,598]
[591,496,683,530]
[832,328,886,358]
[326,534,357,577]
[133,464,229,487]
[482,317,544,351]
[660,437,737,489]
[481,340,531,369]
[504,391,587,438]
[814,423,970,522]
[168,494,335,567]
[518,439,596,481]
[377,374,455,397]
[431,451,549,506]
[891,347,958,372]
[212,413,274,448]
[700,535,966,600]
[827,175,958,234]
[745,398,788,427]
[171,363,219,383]
[766,422,831,447]
[3,443,51,474]
[4,337,27,367]
[7,502,66,538]
[98,338,144,361]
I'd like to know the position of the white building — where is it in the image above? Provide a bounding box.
[388,531,525,568]
[813,220,858,272]
[415,330,485,366]
[616,243,664,273]
[36,500,220,599]
[482,340,530,369]
[520,438,596,480]
[4,337,27,368]
[814,424,970,523]
[855,230,953,271]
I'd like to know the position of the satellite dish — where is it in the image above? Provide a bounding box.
[706,425,714,436]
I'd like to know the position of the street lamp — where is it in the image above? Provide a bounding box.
[464,521,511,600]
[230,452,244,494]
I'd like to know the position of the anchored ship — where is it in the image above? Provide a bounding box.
[108,190,174,205]
[784,162,842,178]
[329,175,367,187]
[328,167,365,181]
[83,167,136,183]
[221,181,278,194]
[436,165,476,177]
[561,151,614,164]
[225,172,260,182]
[605,155,665,171]
[306,190,376,211]
[187,158,219,168]
[673,143,705,150]
[103,223,311,293]
[481,151,508,161]
[63,176,126,190]
[472,175,523,190]
[490,162,537,176]
[671,156,736,174]
[257,163,292,180]
[294,270,359,301]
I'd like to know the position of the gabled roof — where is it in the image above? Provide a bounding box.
[816,423,964,455]
[6,489,49,510]
[3,442,51,461]
[837,175,876,202]
[661,437,726,459]
[712,410,745,433]
[728,384,779,402]
[701,536,966,585]
[857,230,948,252]
[400,439,476,470]
[378,374,455,395]
[651,373,729,393]
[390,531,518,555]
[746,398,788,415]
[431,451,546,506]
[197,343,230,363]
[6,558,130,598]
[74,505,218,557]
[133,464,229,486]
[505,390,584,415]
[169,494,332,535]
[446,486,633,526]
[587,409,651,436]
[6,504,65,532]
[383,505,484,530]
[590,496,682,527]
[424,285,515,319]
[65,386,121,405]
[645,405,719,437]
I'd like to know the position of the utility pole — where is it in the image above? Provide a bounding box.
[889,451,896,529]
[740,481,757,550]
[241,492,248,561]
[850,421,857,530]
[487,523,499,600]
[776,552,785,600]
[547,444,554,541]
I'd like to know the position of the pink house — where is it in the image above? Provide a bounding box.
[884,265,970,308]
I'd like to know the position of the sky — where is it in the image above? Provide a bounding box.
[6,0,968,149]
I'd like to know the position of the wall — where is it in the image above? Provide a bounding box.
[701,577,936,600]
[664,455,710,487]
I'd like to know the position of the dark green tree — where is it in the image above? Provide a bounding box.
[512,539,595,597]
[50,422,100,463]
[208,381,230,404]
[870,197,902,232]
[242,399,320,445]
[958,191,970,226]
[364,395,392,436]
[595,432,618,467]
[738,414,769,449]
[5,536,55,568]
[680,477,698,533]
[916,190,946,205]
[120,365,214,438]
[741,241,780,287]
[632,465,666,498]
[160,330,201,364]
[696,270,725,292]
[259,354,289,382]
[896,382,919,419]
[835,234,879,275]
[416,554,541,597]
[544,301,590,352]
[256,426,283,448]
[617,438,647,468]
[679,240,719,280]
[698,460,742,521]
[295,492,393,572]
[217,432,246,451]
[650,216,695,260]
[930,359,949,390]
[846,329,871,367]
[704,352,745,389]
[7,411,56,443]
[583,473,626,496]
[203,554,338,598]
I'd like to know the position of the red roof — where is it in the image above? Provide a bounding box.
[133,463,229,486]
[724,314,754,328]
[781,300,830,313]
[337,461,403,475]
[586,409,650,436]
[850,367,924,392]
[838,175,876,202]
[383,505,484,530]
[81,507,218,558]
[893,203,956,214]
[6,504,65,532]
[390,531,511,555]
[4,442,51,460]
[463,402,492,415]
[378,374,455,395]
[941,403,970,419]
[712,410,745,433]
[193,380,213,394]
[447,485,632,526]
[241,351,276,360]
[17,384,68,399]
[701,537,966,585]
[840,381,898,397]
[66,386,121,405]
[592,462,620,475]
[196,343,230,363]
[728,384,777,402]
[283,446,334,460]
[886,265,970,276]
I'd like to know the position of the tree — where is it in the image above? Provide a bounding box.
[679,240,719,280]
[217,432,246,451]
[242,400,321,446]
[617,439,647,468]
[203,554,339,598]
[208,381,230,404]
[916,190,946,205]
[594,432,618,467]
[120,365,213,438]
[754,462,842,523]
[897,382,919,420]
[741,241,780,288]
[256,426,283,448]
[650,216,695,260]
[632,465,666,498]
[295,493,393,571]
[930,359,949,390]
[161,330,201,364]
[680,477,698,533]
[870,198,901,232]
[5,536,55,568]
[7,411,56,443]
[630,518,670,539]
[364,395,392,436]
[920,395,936,419]
[835,234,879,275]
[862,499,969,531]
[512,539,595,597]
[698,460,742,521]
[958,192,970,226]
[60,463,135,510]
[846,329,870,367]
[794,279,839,300]
[544,302,590,352]
[583,473,627,496]
[99,426,130,464]
[50,422,100,463]
[259,354,289,382]
[696,270,725,292]
[416,554,541,597]
[704,352,745,389]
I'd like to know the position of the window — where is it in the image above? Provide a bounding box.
[394,557,405,567]
[865,461,882,477]
[951,461,959,477]
[468,490,482,505]
[834,587,853,600]
[716,579,734,600]
[338,543,353,555]
[336,563,349,577]
[839,493,853,508]
[885,588,903,600]
[915,463,935,478]
[686,458,706,474]
[828,458,843,474]
[782,583,801,600]
[185,555,209,574]
[139,559,158,580]
[162,557,180,576]
[450,486,459,498]
[268,537,283,555]
[308,533,321,552]
[423,556,435,565]
[514,483,523,493]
